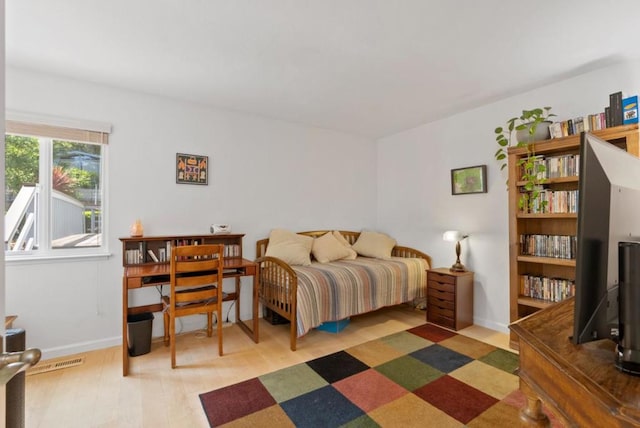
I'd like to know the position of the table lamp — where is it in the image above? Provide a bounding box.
[443,230,469,272]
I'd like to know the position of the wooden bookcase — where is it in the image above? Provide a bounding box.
[508,124,639,349]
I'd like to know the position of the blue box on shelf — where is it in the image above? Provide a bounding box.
[317,318,350,333]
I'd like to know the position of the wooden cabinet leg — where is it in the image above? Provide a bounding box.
[519,380,550,427]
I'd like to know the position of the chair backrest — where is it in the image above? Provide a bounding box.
[170,244,224,306]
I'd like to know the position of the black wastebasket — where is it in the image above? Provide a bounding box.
[127,313,154,356]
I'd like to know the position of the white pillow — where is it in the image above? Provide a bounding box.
[332,230,358,260]
[351,230,397,259]
[312,232,353,263]
[265,229,313,266]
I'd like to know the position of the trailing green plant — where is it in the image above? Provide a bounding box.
[494,107,556,210]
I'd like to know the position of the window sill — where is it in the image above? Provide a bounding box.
[5,251,112,265]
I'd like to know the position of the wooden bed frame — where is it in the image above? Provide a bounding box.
[255,230,432,351]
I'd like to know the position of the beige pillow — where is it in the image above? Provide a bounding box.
[332,230,358,260]
[265,229,313,266]
[312,232,353,263]
[352,230,397,259]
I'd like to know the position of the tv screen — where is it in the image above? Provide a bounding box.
[573,132,640,345]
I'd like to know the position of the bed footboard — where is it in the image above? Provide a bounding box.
[255,256,299,351]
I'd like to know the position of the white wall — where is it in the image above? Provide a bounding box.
[5,67,377,358]
[377,59,640,332]
[8,59,640,357]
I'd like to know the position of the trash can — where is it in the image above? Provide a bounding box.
[127,313,154,357]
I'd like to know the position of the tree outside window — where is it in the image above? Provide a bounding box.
[5,134,104,253]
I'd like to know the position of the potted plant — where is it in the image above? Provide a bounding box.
[494,107,556,210]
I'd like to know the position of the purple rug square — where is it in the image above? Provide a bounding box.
[199,377,276,426]
[414,375,498,424]
[408,323,457,342]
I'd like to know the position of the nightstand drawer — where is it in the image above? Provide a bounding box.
[428,271,455,285]
[428,280,455,294]
[428,295,455,311]
[428,304,454,319]
[428,287,454,303]
[427,310,455,329]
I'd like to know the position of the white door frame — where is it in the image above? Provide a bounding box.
[1,0,9,421]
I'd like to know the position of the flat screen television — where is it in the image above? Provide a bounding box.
[573,132,640,353]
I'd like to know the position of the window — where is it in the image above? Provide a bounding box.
[5,116,110,259]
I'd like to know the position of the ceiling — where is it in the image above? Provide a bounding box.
[7,1,640,139]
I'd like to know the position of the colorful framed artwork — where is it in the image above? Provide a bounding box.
[176,153,208,185]
[451,164,487,195]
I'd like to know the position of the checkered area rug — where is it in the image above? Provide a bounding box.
[199,323,559,427]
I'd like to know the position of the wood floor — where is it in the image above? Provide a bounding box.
[24,305,510,428]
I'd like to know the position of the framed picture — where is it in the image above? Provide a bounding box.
[451,164,487,195]
[176,153,209,185]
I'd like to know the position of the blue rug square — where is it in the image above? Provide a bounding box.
[280,385,365,427]
[410,343,473,373]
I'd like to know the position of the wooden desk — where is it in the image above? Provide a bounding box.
[510,297,640,426]
[122,257,259,376]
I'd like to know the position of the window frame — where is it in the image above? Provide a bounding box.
[5,113,111,262]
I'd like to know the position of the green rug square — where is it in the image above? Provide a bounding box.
[259,363,328,402]
[478,349,519,374]
[380,330,433,355]
[375,355,443,391]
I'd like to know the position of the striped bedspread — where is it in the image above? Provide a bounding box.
[292,257,428,337]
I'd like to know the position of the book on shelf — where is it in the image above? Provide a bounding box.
[147,249,159,262]
[519,274,575,302]
[609,91,623,127]
[223,244,241,258]
[518,153,579,180]
[549,122,563,138]
[623,95,639,125]
[520,189,578,214]
[125,249,143,264]
[519,234,577,259]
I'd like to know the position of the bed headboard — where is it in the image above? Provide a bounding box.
[255,230,432,269]
[255,230,359,259]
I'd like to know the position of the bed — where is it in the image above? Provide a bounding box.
[255,230,432,350]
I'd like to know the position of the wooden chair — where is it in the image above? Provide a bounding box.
[162,244,224,368]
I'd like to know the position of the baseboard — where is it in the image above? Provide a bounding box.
[40,336,121,361]
[472,317,510,334]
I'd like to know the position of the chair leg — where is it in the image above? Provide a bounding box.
[163,310,170,346]
[170,312,177,369]
[206,312,213,337]
[217,306,223,356]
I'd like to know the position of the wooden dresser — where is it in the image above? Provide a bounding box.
[510,297,640,426]
[426,267,474,330]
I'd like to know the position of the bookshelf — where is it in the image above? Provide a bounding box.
[507,124,639,349]
[120,233,244,267]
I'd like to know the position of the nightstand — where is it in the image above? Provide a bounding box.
[427,267,474,330]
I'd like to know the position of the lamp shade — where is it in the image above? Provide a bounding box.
[443,230,465,242]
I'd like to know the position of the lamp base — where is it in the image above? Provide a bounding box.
[450,262,466,272]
